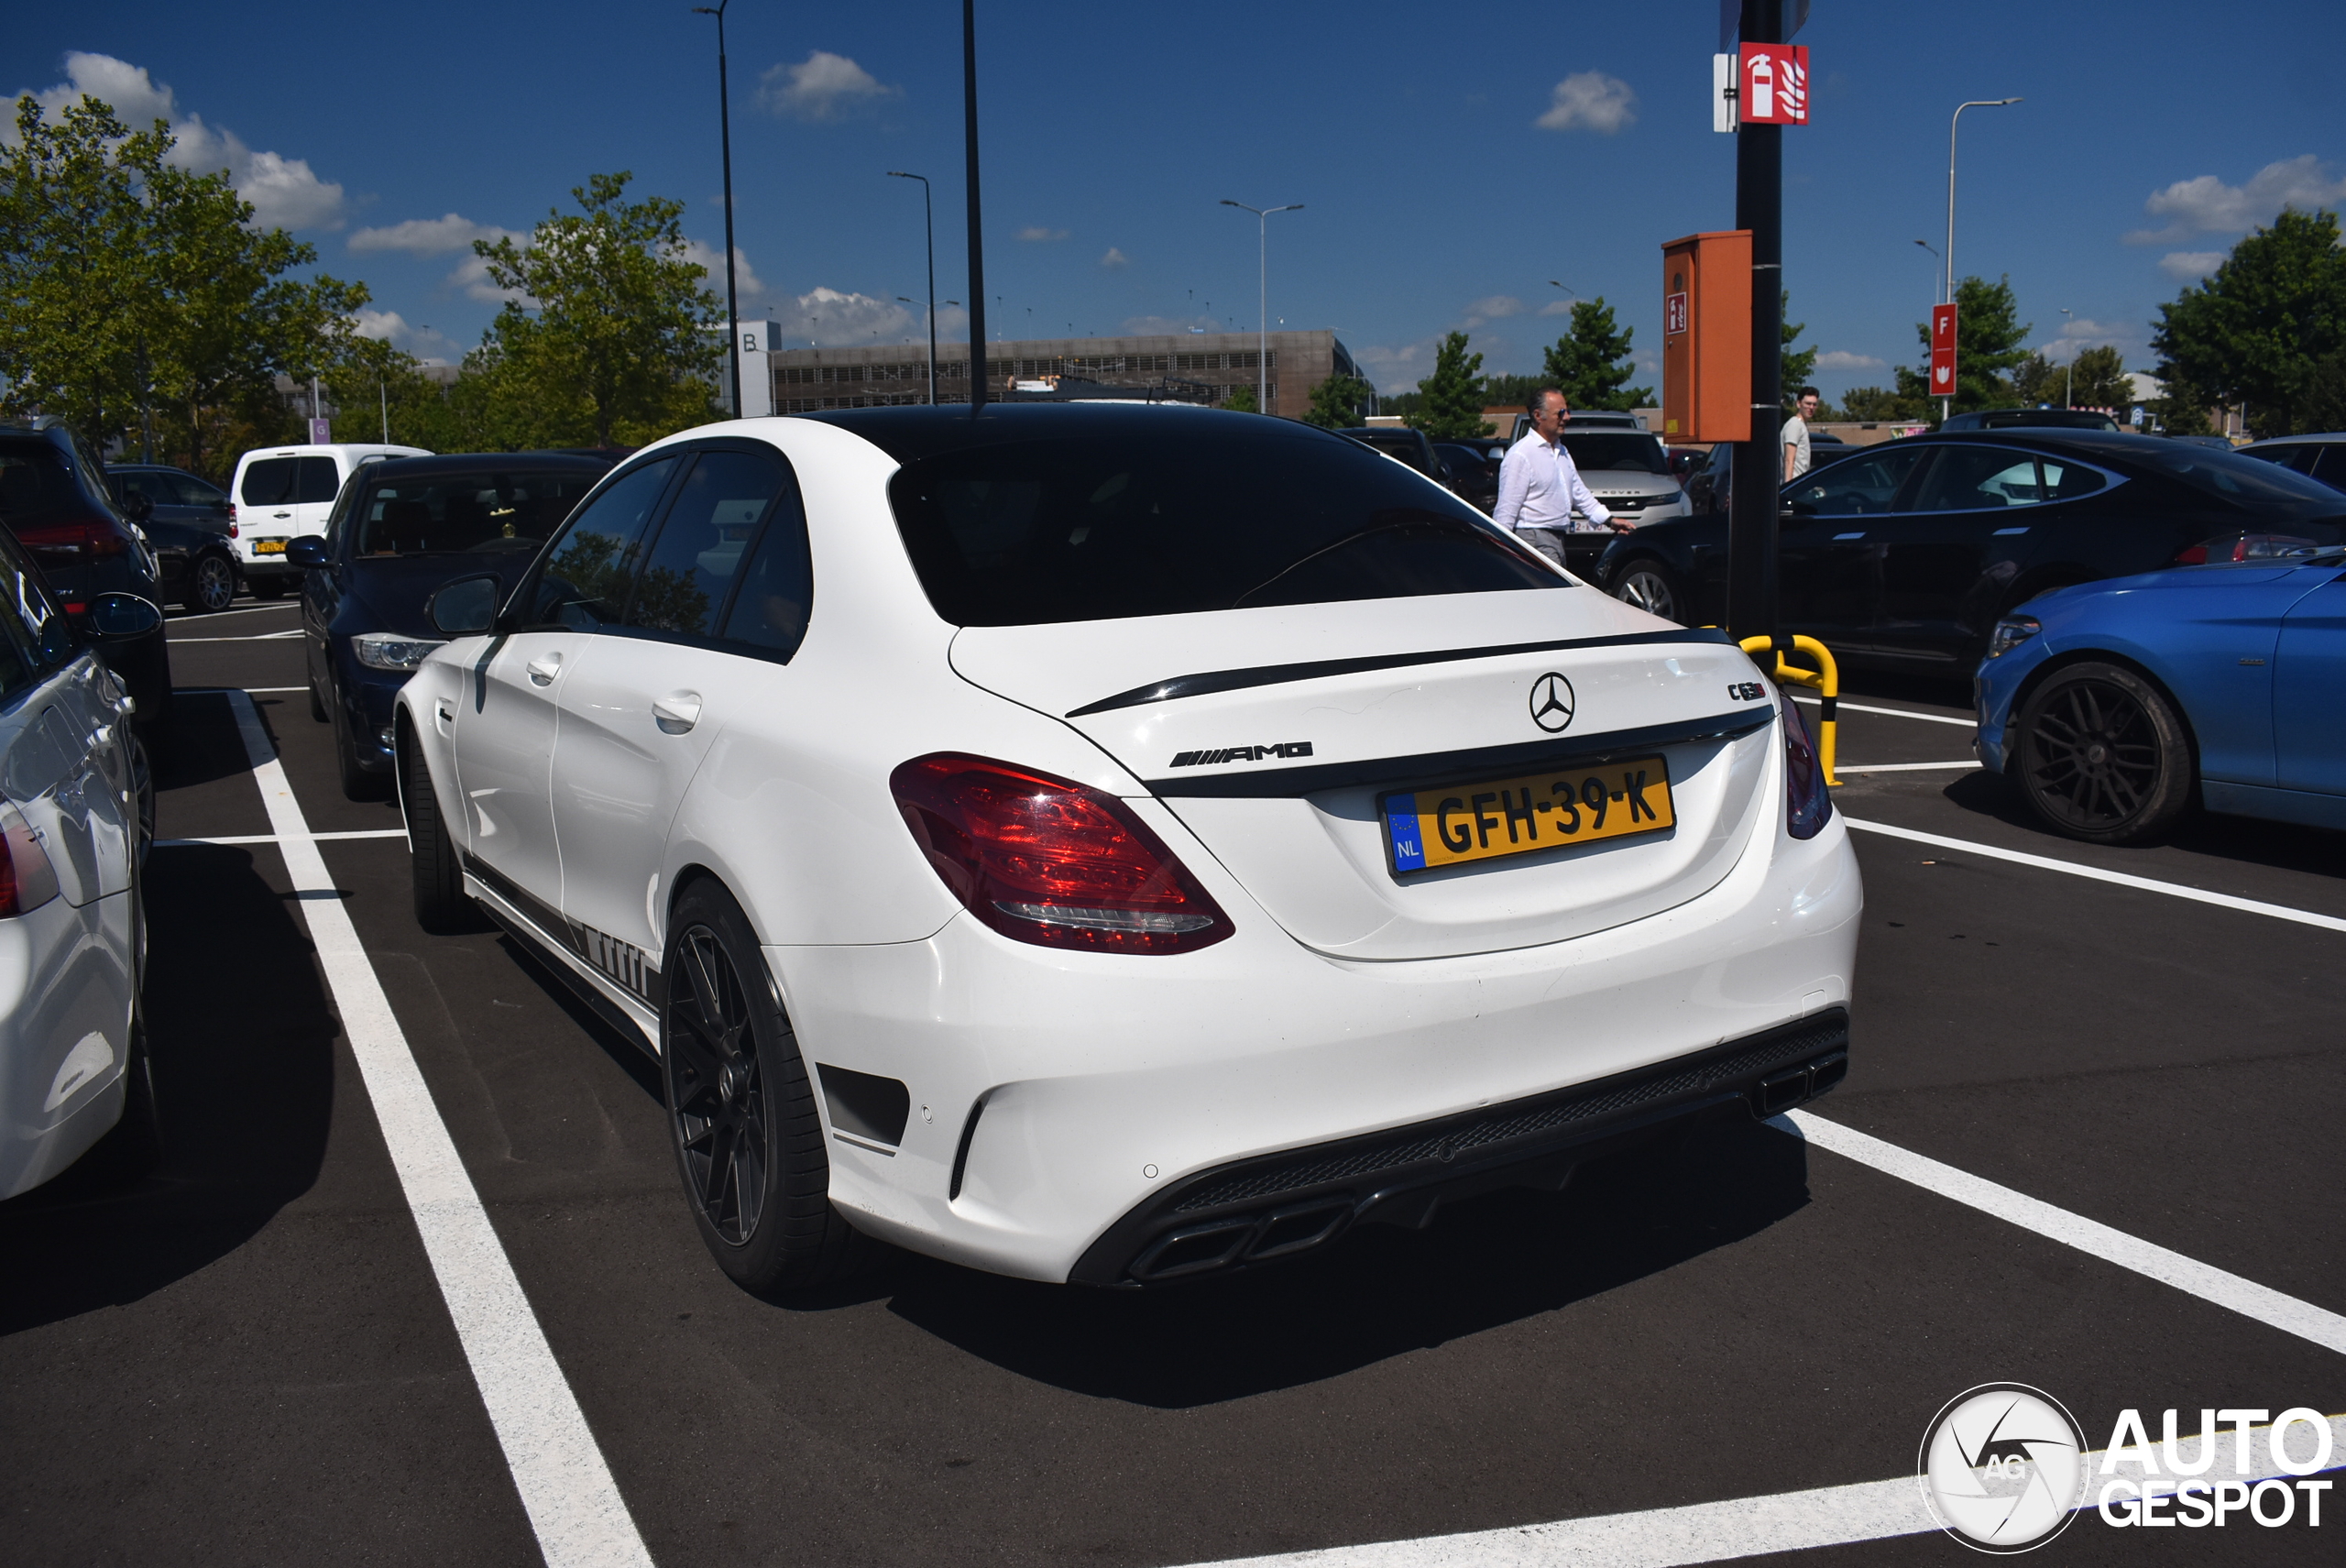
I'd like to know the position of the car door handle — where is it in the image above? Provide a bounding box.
[652,692,702,733]
[272,511,291,520]
[526,652,563,685]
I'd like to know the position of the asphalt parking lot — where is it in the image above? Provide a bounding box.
[3,596,2340,1566]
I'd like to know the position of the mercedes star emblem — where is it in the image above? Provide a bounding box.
[1529,672,1576,733]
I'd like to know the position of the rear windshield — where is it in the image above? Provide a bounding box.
[2131,444,2344,507]
[241,455,340,506]
[351,470,600,555]
[0,441,85,526]
[1560,432,1672,475]
[887,427,1560,626]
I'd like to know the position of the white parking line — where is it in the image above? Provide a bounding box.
[1794,695,1975,729]
[154,829,405,847]
[167,601,299,622]
[224,691,652,1568]
[1780,1111,2346,1354]
[170,628,302,642]
[1844,817,2346,935]
[1835,761,1981,773]
[1182,1414,2346,1566]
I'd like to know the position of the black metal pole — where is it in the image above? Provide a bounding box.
[923,180,937,405]
[696,3,742,419]
[962,0,988,411]
[1728,0,1783,641]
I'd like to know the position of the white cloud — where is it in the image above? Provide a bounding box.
[2032,316,2146,366]
[1354,340,1438,395]
[2124,154,2346,243]
[1017,225,1069,242]
[1463,295,1523,327]
[769,286,919,347]
[681,239,768,301]
[1536,71,1637,135]
[12,52,346,229]
[349,213,517,256]
[1814,350,1886,371]
[1537,299,1578,316]
[348,309,463,365]
[2158,250,2227,280]
[1101,247,1130,269]
[756,51,899,121]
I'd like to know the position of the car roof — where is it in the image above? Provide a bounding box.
[802,402,1365,467]
[353,452,617,481]
[2244,433,2346,446]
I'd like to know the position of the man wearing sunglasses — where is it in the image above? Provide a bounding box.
[1493,387,1628,567]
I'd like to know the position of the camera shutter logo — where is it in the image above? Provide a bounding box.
[1918,1384,2087,1553]
[1528,673,1576,733]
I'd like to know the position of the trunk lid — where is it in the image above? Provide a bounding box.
[951,588,1779,960]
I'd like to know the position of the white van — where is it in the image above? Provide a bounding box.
[230,443,429,598]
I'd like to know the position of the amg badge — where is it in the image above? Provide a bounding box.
[1168,741,1314,768]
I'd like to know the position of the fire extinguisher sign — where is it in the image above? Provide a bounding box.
[1930,303,1958,396]
[1738,44,1810,126]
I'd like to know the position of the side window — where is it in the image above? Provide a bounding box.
[625,450,788,637]
[1909,446,2051,511]
[1787,444,1927,515]
[0,538,71,674]
[718,473,814,659]
[173,474,226,508]
[2037,459,2107,501]
[528,456,683,630]
[2310,445,2346,489]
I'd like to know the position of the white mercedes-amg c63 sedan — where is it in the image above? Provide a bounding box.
[396,403,1860,1293]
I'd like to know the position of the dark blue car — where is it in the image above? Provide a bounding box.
[294,453,612,795]
[1975,543,2346,842]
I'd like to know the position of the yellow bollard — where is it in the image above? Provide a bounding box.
[1738,633,1841,786]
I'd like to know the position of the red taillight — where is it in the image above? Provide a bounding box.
[2177,532,2321,565]
[891,754,1232,953]
[11,515,133,561]
[1781,694,1832,840]
[0,800,60,918]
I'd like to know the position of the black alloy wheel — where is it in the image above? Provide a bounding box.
[2014,662,2195,845]
[1612,559,1686,624]
[185,553,237,613]
[401,725,479,932]
[663,880,872,1295]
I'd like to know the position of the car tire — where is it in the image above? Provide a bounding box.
[2013,662,2196,845]
[402,725,478,933]
[1612,558,1688,624]
[183,553,237,614]
[663,879,875,1297]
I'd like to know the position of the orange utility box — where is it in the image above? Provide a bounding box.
[1661,230,1752,444]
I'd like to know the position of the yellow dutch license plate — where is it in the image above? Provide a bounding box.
[255,538,288,554]
[1382,755,1674,873]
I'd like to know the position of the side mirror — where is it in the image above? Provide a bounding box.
[285,535,330,568]
[88,592,163,641]
[120,489,154,522]
[427,574,501,636]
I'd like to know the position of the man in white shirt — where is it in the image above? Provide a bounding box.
[1493,388,1626,566]
[1782,386,1822,481]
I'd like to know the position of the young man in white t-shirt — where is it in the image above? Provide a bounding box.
[1782,387,1822,481]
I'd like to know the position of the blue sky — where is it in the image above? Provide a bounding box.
[10,2,2344,401]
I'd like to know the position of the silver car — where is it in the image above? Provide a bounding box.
[0,521,153,1198]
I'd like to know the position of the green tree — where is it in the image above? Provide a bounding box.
[1409,331,1488,440]
[0,92,367,475]
[1302,371,1371,429]
[2153,208,2346,437]
[2067,345,2134,412]
[1540,297,1650,411]
[468,171,722,449]
[1481,373,1546,411]
[1892,273,2032,417]
[2010,351,2059,406]
[1221,383,1259,413]
[1837,386,1923,422]
[1780,291,1815,410]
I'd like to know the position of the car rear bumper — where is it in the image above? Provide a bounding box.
[772,807,1862,1284]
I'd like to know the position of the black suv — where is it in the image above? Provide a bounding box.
[0,425,173,724]
[104,463,242,613]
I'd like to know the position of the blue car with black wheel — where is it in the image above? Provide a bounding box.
[1975,542,2346,843]
[293,453,612,797]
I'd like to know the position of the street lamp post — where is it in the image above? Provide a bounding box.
[692,2,742,420]
[1944,95,2022,422]
[1220,199,1302,414]
[2059,307,2074,408]
[887,171,938,403]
